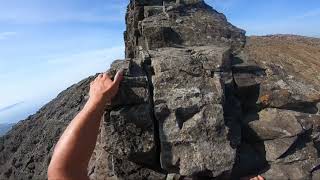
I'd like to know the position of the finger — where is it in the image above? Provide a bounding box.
[103,73,113,84]
[257,175,264,180]
[113,70,124,86]
[102,72,107,79]
[98,73,103,79]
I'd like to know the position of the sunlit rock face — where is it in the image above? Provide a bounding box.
[1,0,320,179]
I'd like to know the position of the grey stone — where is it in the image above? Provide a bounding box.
[107,59,131,77]
[175,19,183,23]
[89,116,165,180]
[261,136,320,180]
[105,104,157,167]
[151,47,236,176]
[313,170,320,180]
[111,76,150,106]
[235,37,320,114]
[244,108,303,141]
[191,46,231,71]
[262,136,297,162]
[144,6,164,18]
[90,152,166,180]
[125,0,245,58]
[166,173,181,180]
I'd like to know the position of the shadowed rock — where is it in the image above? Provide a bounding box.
[243,108,303,141]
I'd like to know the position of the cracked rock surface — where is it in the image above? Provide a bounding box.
[1,1,320,180]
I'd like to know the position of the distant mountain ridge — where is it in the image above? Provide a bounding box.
[0,102,24,113]
[0,123,15,136]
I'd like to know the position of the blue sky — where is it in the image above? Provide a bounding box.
[0,0,319,123]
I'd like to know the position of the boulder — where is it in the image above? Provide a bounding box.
[243,108,303,141]
[260,136,297,162]
[262,141,320,180]
[105,104,157,167]
[89,115,165,180]
[150,47,236,176]
[235,36,320,114]
[125,0,246,58]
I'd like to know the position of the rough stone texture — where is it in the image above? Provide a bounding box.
[233,35,320,178]
[150,47,236,176]
[262,136,298,162]
[313,170,320,180]
[261,140,320,180]
[243,108,304,141]
[1,1,320,180]
[236,35,320,114]
[89,119,166,180]
[125,0,245,58]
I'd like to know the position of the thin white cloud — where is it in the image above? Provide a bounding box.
[47,46,124,64]
[0,11,123,24]
[0,101,24,113]
[210,0,239,12]
[295,8,320,20]
[0,32,17,40]
[0,46,124,110]
[0,1,126,24]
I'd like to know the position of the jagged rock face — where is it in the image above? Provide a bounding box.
[1,1,320,180]
[235,35,320,114]
[104,0,245,177]
[232,35,320,179]
[125,0,245,58]
[149,47,236,176]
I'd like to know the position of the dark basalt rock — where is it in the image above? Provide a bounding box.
[125,0,245,58]
[233,35,320,178]
[243,108,304,142]
[149,47,237,176]
[1,1,320,180]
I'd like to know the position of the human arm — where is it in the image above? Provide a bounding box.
[48,71,123,180]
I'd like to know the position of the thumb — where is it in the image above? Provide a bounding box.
[113,70,124,86]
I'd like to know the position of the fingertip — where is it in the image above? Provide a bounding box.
[102,72,108,79]
[98,73,103,79]
[114,70,124,82]
[118,69,124,76]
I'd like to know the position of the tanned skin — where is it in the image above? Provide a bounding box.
[48,71,123,180]
[47,70,263,180]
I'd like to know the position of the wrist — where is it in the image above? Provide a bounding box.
[87,96,110,108]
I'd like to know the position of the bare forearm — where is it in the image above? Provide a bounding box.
[49,98,106,177]
[48,71,123,180]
